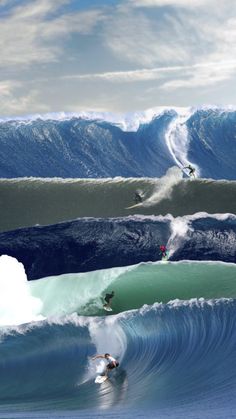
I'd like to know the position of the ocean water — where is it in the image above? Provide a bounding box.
[0,107,236,419]
[0,107,236,179]
[1,175,236,231]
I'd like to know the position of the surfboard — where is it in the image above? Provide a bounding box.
[125,203,142,210]
[103,305,113,312]
[182,169,196,179]
[95,375,108,384]
[161,255,169,263]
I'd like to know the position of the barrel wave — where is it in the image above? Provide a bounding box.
[28,261,236,317]
[0,105,236,419]
[0,300,235,418]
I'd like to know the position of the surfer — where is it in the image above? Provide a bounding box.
[183,164,196,178]
[92,353,119,378]
[103,291,115,310]
[160,245,167,258]
[134,191,143,204]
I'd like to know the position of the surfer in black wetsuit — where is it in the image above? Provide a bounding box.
[184,164,196,178]
[134,191,143,204]
[103,291,115,309]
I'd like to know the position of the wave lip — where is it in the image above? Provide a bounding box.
[0,299,235,415]
[28,260,236,317]
[0,213,235,280]
[1,107,236,179]
[1,173,236,232]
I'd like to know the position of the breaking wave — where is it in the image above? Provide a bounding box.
[0,107,236,179]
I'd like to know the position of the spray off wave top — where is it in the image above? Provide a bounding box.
[0,106,236,179]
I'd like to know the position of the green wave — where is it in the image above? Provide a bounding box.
[30,261,236,317]
[1,176,236,231]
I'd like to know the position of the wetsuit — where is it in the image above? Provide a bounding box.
[185,165,195,177]
[135,193,142,204]
[104,293,114,304]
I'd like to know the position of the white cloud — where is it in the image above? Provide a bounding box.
[160,61,236,90]
[129,0,210,8]
[101,0,236,91]
[0,0,104,67]
[63,64,196,82]
[103,10,193,67]
[63,67,166,82]
[63,60,236,90]
[0,79,48,115]
[1,0,236,114]
[0,81,18,96]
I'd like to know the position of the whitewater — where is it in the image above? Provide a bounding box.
[0,106,236,179]
[0,106,235,418]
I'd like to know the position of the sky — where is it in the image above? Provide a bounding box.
[1,0,236,116]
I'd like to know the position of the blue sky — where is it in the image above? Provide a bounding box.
[1,0,236,115]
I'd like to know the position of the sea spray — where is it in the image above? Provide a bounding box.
[164,109,201,177]
[29,261,236,316]
[142,166,183,207]
[0,255,44,326]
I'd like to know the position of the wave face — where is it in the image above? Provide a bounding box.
[186,109,236,179]
[0,213,235,280]
[1,106,236,418]
[0,300,235,418]
[28,261,236,317]
[1,174,236,231]
[1,107,236,179]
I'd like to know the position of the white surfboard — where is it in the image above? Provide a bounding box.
[103,305,113,312]
[95,375,108,384]
[182,169,197,179]
[125,203,143,210]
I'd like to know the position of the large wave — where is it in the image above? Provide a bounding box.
[1,172,236,231]
[0,300,235,417]
[29,261,236,317]
[2,255,236,319]
[0,213,235,280]
[1,105,236,418]
[1,107,236,179]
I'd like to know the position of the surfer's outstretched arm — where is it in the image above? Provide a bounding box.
[92,354,105,360]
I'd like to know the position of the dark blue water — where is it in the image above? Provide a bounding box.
[0,107,236,418]
[0,214,235,280]
[0,107,236,179]
[0,300,235,418]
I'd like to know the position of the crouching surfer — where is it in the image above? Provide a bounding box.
[103,290,115,311]
[183,164,196,178]
[92,353,119,378]
[134,191,143,204]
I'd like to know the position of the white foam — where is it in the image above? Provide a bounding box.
[0,255,44,326]
[142,166,183,207]
[78,315,127,388]
[0,106,184,132]
[30,264,137,317]
[166,212,236,256]
[164,108,201,177]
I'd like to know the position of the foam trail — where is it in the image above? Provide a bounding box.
[0,255,44,326]
[167,216,192,257]
[142,166,183,207]
[165,110,201,177]
[81,316,127,388]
